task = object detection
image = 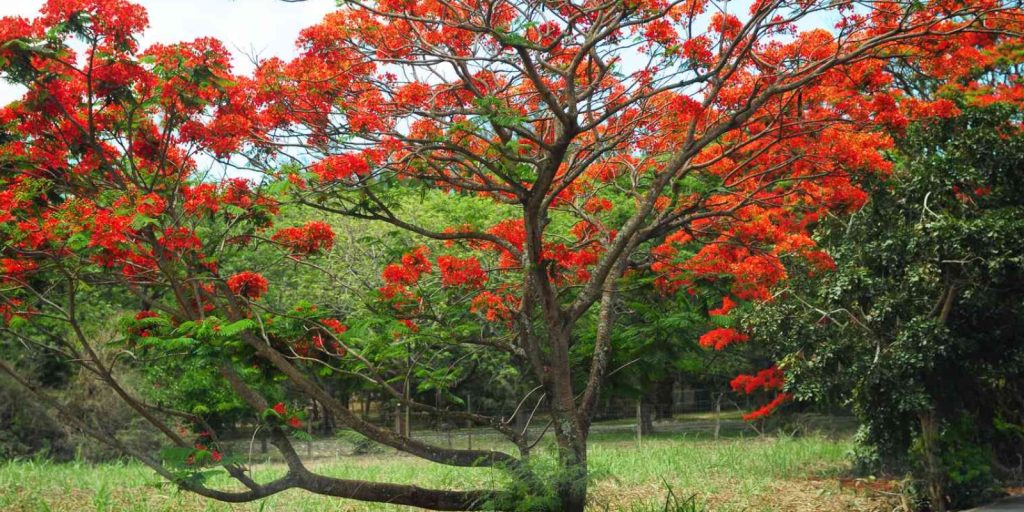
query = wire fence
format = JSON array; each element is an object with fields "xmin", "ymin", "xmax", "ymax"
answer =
[{"xmin": 226, "ymin": 389, "xmax": 858, "ymax": 460}]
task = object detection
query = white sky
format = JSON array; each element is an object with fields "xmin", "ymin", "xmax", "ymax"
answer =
[{"xmin": 0, "ymin": 0, "xmax": 339, "ymax": 105}]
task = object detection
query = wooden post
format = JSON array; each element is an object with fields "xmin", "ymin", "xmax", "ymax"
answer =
[
  {"xmin": 636, "ymin": 399, "xmax": 642, "ymax": 448},
  {"xmin": 307, "ymin": 401, "xmax": 313, "ymax": 458},
  {"xmin": 394, "ymin": 403, "xmax": 403, "ymax": 435},
  {"xmin": 404, "ymin": 375, "xmax": 411, "ymax": 437},
  {"xmin": 714, "ymin": 392, "xmax": 722, "ymax": 441}
]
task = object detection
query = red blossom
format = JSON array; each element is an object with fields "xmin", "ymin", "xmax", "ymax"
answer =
[
  {"xmin": 742, "ymin": 393, "xmax": 791, "ymax": 421},
  {"xmin": 135, "ymin": 193, "xmax": 166, "ymax": 217},
  {"xmin": 321, "ymin": 318, "xmax": 348, "ymax": 334},
  {"xmin": 158, "ymin": 227, "xmax": 202, "ymax": 253},
  {"xmin": 708, "ymin": 296, "xmax": 737, "ymax": 316},
  {"xmin": 583, "ymin": 197, "xmax": 613, "ymax": 214},
  {"xmin": 437, "ymin": 255, "xmax": 487, "ymax": 288},
  {"xmin": 89, "ymin": 210, "xmax": 135, "ymax": 252},
  {"xmin": 730, "ymin": 366, "xmax": 785, "ymax": 395},
  {"xmin": 227, "ymin": 271, "xmax": 269, "ymax": 299},
  {"xmin": 401, "ymin": 246, "xmax": 432, "ymax": 275},
  {"xmin": 134, "ymin": 310, "xmax": 158, "ymax": 321},
  {"xmin": 310, "ymin": 153, "xmax": 370, "ymax": 182},
  {"xmin": 471, "ymin": 290, "xmax": 516, "ymax": 322},
  {"xmin": 183, "ymin": 183, "xmax": 219, "ymax": 215},
  {"xmin": 643, "ymin": 19, "xmax": 677, "ymax": 46},
  {"xmin": 1, "ymin": 258, "xmax": 38, "ymax": 280},
  {"xmin": 381, "ymin": 246, "xmax": 432, "ymax": 290},
  {"xmin": 698, "ymin": 327, "xmax": 749, "ymax": 350},
  {"xmin": 272, "ymin": 221, "xmax": 335, "ymax": 255}
]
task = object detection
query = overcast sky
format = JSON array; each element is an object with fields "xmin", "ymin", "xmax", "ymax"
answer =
[{"xmin": 0, "ymin": 0, "xmax": 339, "ymax": 105}]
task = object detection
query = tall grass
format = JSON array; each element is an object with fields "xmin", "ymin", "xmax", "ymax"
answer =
[{"xmin": 0, "ymin": 434, "xmax": 859, "ymax": 511}]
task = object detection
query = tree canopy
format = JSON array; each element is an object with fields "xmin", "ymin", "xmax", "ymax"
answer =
[{"xmin": 0, "ymin": 0, "xmax": 1021, "ymax": 510}]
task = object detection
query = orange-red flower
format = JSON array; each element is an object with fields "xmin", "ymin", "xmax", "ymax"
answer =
[{"xmin": 227, "ymin": 271, "xmax": 269, "ymax": 299}]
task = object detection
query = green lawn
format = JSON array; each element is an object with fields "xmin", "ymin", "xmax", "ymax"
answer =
[{"xmin": 0, "ymin": 433, "xmax": 895, "ymax": 511}]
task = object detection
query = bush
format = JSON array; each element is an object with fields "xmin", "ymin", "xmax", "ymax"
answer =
[
  {"xmin": 936, "ymin": 416, "xmax": 999, "ymax": 509},
  {"xmin": 0, "ymin": 375, "xmax": 71, "ymax": 461},
  {"xmin": 60, "ymin": 370, "xmax": 165, "ymax": 462}
]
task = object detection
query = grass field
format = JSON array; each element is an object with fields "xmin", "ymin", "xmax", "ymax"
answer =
[{"xmin": 0, "ymin": 432, "xmax": 897, "ymax": 512}]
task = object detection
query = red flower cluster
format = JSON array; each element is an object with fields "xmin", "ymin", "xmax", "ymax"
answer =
[
  {"xmin": 486, "ymin": 219, "xmax": 526, "ymax": 268},
  {"xmin": 730, "ymin": 366, "xmax": 784, "ymax": 394},
  {"xmin": 131, "ymin": 309, "xmax": 159, "ymax": 338},
  {"xmin": 134, "ymin": 310, "xmax": 159, "ymax": 321},
  {"xmin": 471, "ymin": 289, "xmax": 517, "ymax": 323},
  {"xmin": 310, "ymin": 153, "xmax": 370, "ymax": 182},
  {"xmin": 227, "ymin": 271, "xmax": 268, "ymax": 299},
  {"xmin": 272, "ymin": 221, "xmax": 335, "ymax": 255},
  {"xmin": 708, "ymin": 296, "xmax": 737, "ymax": 316},
  {"xmin": 698, "ymin": 327, "xmax": 749, "ymax": 350},
  {"xmin": 583, "ymin": 197, "xmax": 613, "ymax": 214},
  {"xmin": 437, "ymin": 255, "xmax": 487, "ymax": 288},
  {"xmin": 135, "ymin": 193, "xmax": 166, "ymax": 217},
  {"xmin": 642, "ymin": 19, "xmax": 677, "ymax": 46},
  {"xmin": 1, "ymin": 258, "xmax": 38, "ymax": 281},
  {"xmin": 730, "ymin": 367, "xmax": 789, "ymax": 421},
  {"xmin": 742, "ymin": 393, "xmax": 791, "ymax": 421},
  {"xmin": 89, "ymin": 210, "xmax": 135, "ymax": 252},
  {"xmin": 183, "ymin": 183, "xmax": 220, "ymax": 215},
  {"xmin": 158, "ymin": 227, "xmax": 202, "ymax": 253},
  {"xmin": 401, "ymin": 246, "xmax": 432, "ymax": 274},
  {"xmin": 268, "ymin": 402, "xmax": 304, "ymax": 427},
  {"xmin": 380, "ymin": 246, "xmax": 433, "ymax": 300},
  {"xmin": 320, "ymin": 318, "xmax": 348, "ymax": 334},
  {"xmin": 221, "ymin": 178, "xmax": 255, "ymax": 210},
  {"xmin": 545, "ymin": 243, "xmax": 601, "ymax": 283}
]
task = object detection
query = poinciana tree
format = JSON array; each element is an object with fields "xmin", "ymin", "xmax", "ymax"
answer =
[{"xmin": 0, "ymin": 0, "xmax": 1021, "ymax": 511}]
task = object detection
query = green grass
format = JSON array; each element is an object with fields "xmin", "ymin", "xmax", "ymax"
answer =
[{"xmin": 0, "ymin": 433, "xmax": 891, "ymax": 512}]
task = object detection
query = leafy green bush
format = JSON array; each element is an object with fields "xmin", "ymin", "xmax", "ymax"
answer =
[{"xmin": 910, "ymin": 416, "xmax": 1000, "ymax": 510}]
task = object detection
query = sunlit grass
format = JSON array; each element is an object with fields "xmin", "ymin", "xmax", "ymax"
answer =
[{"xmin": 0, "ymin": 433, "xmax": 889, "ymax": 511}]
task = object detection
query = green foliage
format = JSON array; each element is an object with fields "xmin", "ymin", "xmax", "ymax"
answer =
[
  {"xmin": 926, "ymin": 416, "xmax": 999, "ymax": 509},
  {"xmin": 744, "ymin": 103, "xmax": 1024, "ymax": 506}
]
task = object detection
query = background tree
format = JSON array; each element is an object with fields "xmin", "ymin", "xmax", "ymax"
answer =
[{"xmin": 744, "ymin": 102, "xmax": 1024, "ymax": 511}]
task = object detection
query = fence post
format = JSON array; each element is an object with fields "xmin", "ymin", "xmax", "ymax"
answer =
[
  {"xmin": 635, "ymin": 399, "xmax": 642, "ymax": 448},
  {"xmin": 714, "ymin": 392, "xmax": 722, "ymax": 441},
  {"xmin": 307, "ymin": 403, "xmax": 313, "ymax": 458},
  {"xmin": 404, "ymin": 376, "xmax": 411, "ymax": 437}
]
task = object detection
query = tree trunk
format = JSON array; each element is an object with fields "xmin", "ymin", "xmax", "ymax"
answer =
[
  {"xmin": 639, "ymin": 399, "xmax": 655, "ymax": 435},
  {"xmin": 554, "ymin": 443, "xmax": 588, "ymax": 512},
  {"xmin": 919, "ymin": 409, "xmax": 947, "ymax": 512},
  {"xmin": 653, "ymin": 378, "xmax": 675, "ymax": 420}
]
